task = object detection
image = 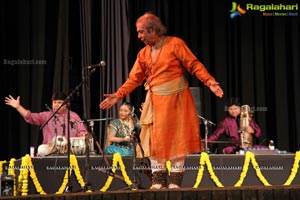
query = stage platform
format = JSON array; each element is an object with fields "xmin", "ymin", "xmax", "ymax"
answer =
[
  {"xmin": 1, "ymin": 185, "xmax": 300, "ymax": 200},
  {"xmin": 1, "ymin": 151, "xmax": 300, "ymax": 198}
]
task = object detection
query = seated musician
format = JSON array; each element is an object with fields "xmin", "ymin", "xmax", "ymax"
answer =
[
  {"xmin": 104, "ymin": 102, "xmax": 140, "ymax": 156},
  {"xmin": 5, "ymin": 92, "xmax": 87, "ymax": 156},
  {"xmin": 207, "ymin": 97, "xmax": 261, "ymax": 154}
]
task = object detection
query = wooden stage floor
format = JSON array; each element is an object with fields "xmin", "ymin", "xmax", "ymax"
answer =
[{"xmin": 1, "ymin": 185, "xmax": 300, "ymax": 200}]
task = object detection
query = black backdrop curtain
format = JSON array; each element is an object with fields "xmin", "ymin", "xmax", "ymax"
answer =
[{"xmin": 1, "ymin": 0, "xmax": 299, "ymax": 160}]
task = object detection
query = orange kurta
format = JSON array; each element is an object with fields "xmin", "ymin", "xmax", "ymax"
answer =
[{"xmin": 115, "ymin": 36, "xmax": 216, "ymax": 161}]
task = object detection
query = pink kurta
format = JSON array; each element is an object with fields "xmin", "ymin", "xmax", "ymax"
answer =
[
  {"xmin": 24, "ymin": 110, "xmax": 87, "ymax": 144},
  {"xmin": 115, "ymin": 36, "xmax": 216, "ymax": 161}
]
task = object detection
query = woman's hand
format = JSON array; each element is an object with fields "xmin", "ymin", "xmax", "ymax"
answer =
[{"xmin": 123, "ymin": 136, "xmax": 131, "ymax": 142}]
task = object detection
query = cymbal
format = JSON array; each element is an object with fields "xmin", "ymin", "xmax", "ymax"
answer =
[{"xmin": 87, "ymin": 118, "xmax": 113, "ymax": 122}]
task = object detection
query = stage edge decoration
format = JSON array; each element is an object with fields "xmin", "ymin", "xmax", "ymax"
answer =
[
  {"xmin": 100, "ymin": 153, "xmax": 133, "ymax": 192},
  {"xmin": 233, "ymin": 151, "xmax": 270, "ymax": 186},
  {"xmin": 193, "ymin": 152, "xmax": 224, "ymax": 187},
  {"xmin": 0, "ymin": 160, "xmax": 7, "ymax": 174},
  {"xmin": 8, "ymin": 158, "xmax": 17, "ymax": 196},
  {"xmin": 1, "ymin": 151, "xmax": 300, "ymax": 196}
]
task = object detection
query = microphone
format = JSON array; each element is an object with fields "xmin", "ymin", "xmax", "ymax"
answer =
[
  {"xmin": 45, "ymin": 104, "xmax": 63, "ymax": 126},
  {"xmin": 45, "ymin": 104, "xmax": 58, "ymax": 135},
  {"xmin": 45, "ymin": 104, "xmax": 56, "ymax": 120},
  {"xmin": 45, "ymin": 104, "xmax": 52, "ymax": 112},
  {"xmin": 198, "ymin": 115, "xmax": 216, "ymax": 126},
  {"xmin": 70, "ymin": 121, "xmax": 76, "ymax": 132},
  {"xmin": 85, "ymin": 61, "xmax": 106, "ymax": 70}
]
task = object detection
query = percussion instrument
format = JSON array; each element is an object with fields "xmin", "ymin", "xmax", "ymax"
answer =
[
  {"xmin": 48, "ymin": 136, "xmax": 68, "ymax": 154},
  {"xmin": 48, "ymin": 134, "xmax": 95, "ymax": 156},
  {"xmin": 37, "ymin": 144, "xmax": 50, "ymax": 157},
  {"xmin": 70, "ymin": 136, "xmax": 87, "ymax": 155}
]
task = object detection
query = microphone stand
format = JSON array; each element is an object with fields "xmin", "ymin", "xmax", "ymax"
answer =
[
  {"xmin": 64, "ymin": 105, "xmax": 72, "ymax": 193},
  {"xmin": 130, "ymin": 129, "xmax": 140, "ymax": 189},
  {"xmin": 198, "ymin": 115, "xmax": 216, "ymax": 153},
  {"xmin": 81, "ymin": 118, "xmax": 96, "ymax": 192},
  {"xmin": 46, "ymin": 116, "xmax": 64, "ymax": 156},
  {"xmin": 63, "ymin": 68, "xmax": 99, "ymax": 193},
  {"xmin": 130, "ymin": 114, "xmax": 151, "ymax": 188},
  {"xmin": 83, "ymin": 133, "xmax": 92, "ymax": 191},
  {"xmin": 43, "ymin": 104, "xmax": 68, "ymax": 156}
]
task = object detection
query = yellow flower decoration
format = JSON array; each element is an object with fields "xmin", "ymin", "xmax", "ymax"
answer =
[
  {"xmin": 284, "ymin": 151, "xmax": 300, "ymax": 185},
  {"xmin": 234, "ymin": 151, "xmax": 271, "ymax": 186},
  {"xmin": 166, "ymin": 160, "xmax": 171, "ymax": 176},
  {"xmin": 56, "ymin": 154, "xmax": 85, "ymax": 194},
  {"xmin": 0, "ymin": 160, "xmax": 7, "ymax": 175},
  {"xmin": 193, "ymin": 152, "xmax": 223, "ymax": 188},
  {"xmin": 55, "ymin": 169, "xmax": 71, "ymax": 194},
  {"xmin": 70, "ymin": 154, "xmax": 85, "ymax": 187},
  {"xmin": 234, "ymin": 152, "xmax": 252, "ymax": 187},
  {"xmin": 100, "ymin": 153, "xmax": 133, "ymax": 192},
  {"xmin": 17, "ymin": 154, "xmax": 46, "ymax": 195},
  {"xmin": 16, "ymin": 154, "xmax": 86, "ymax": 195},
  {"xmin": 8, "ymin": 158, "xmax": 17, "ymax": 196},
  {"xmin": 250, "ymin": 154, "xmax": 270, "ymax": 186},
  {"xmin": 5, "ymin": 150, "xmax": 300, "ymax": 196},
  {"xmin": 193, "ymin": 153, "xmax": 206, "ymax": 188}
]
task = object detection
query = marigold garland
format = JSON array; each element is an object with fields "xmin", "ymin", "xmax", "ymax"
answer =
[
  {"xmin": 234, "ymin": 152, "xmax": 252, "ymax": 187},
  {"xmin": 203, "ymin": 152, "xmax": 224, "ymax": 187},
  {"xmin": 18, "ymin": 154, "xmax": 46, "ymax": 195},
  {"xmin": 284, "ymin": 151, "xmax": 300, "ymax": 185},
  {"xmin": 15, "ymin": 154, "xmax": 85, "ymax": 195},
  {"xmin": 8, "ymin": 158, "xmax": 17, "ymax": 196},
  {"xmin": 100, "ymin": 153, "xmax": 133, "ymax": 192},
  {"xmin": 55, "ymin": 154, "xmax": 85, "ymax": 194},
  {"xmin": 0, "ymin": 160, "xmax": 7, "ymax": 175},
  {"xmin": 71, "ymin": 154, "xmax": 86, "ymax": 187},
  {"xmin": 55, "ymin": 168, "xmax": 71, "ymax": 194},
  {"xmin": 166, "ymin": 160, "xmax": 171, "ymax": 176},
  {"xmin": 234, "ymin": 151, "xmax": 272, "ymax": 186},
  {"xmin": 1, "ymin": 150, "xmax": 299, "ymax": 196},
  {"xmin": 250, "ymin": 153, "xmax": 270, "ymax": 186},
  {"xmin": 193, "ymin": 152, "xmax": 206, "ymax": 188},
  {"xmin": 19, "ymin": 155, "xmax": 29, "ymax": 196},
  {"xmin": 193, "ymin": 152, "xmax": 224, "ymax": 188}
]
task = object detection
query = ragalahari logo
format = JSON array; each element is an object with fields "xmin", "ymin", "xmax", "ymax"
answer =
[{"xmin": 230, "ymin": 2, "xmax": 247, "ymax": 19}]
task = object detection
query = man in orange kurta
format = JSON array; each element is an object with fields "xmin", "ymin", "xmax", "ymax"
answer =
[{"xmin": 100, "ymin": 12, "xmax": 224, "ymax": 189}]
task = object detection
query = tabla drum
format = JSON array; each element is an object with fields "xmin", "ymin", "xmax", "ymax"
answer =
[
  {"xmin": 70, "ymin": 136, "xmax": 86, "ymax": 155},
  {"xmin": 48, "ymin": 136, "xmax": 68, "ymax": 154},
  {"xmin": 37, "ymin": 144, "xmax": 50, "ymax": 157}
]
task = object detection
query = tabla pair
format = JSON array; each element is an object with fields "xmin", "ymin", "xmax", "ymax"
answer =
[{"xmin": 38, "ymin": 135, "xmax": 93, "ymax": 156}]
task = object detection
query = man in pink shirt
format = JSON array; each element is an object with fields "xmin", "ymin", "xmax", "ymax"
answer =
[{"xmin": 5, "ymin": 92, "xmax": 87, "ymax": 155}]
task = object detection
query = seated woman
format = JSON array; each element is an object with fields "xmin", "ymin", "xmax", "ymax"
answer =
[{"xmin": 104, "ymin": 102, "xmax": 139, "ymax": 156}]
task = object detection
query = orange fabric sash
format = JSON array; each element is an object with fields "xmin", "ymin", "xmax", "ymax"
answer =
[{"xmin": 136, "ymin": 76, "xmax": 186, "ymax": 158}]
